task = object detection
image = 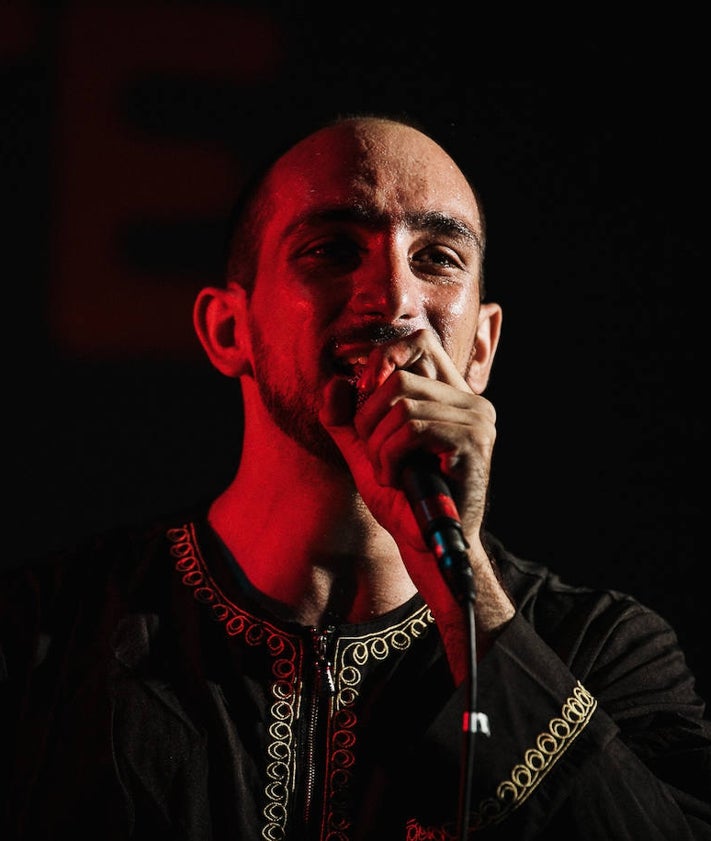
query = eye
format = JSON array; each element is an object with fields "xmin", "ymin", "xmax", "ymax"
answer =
[
  {"xmin": 411, "ymin": 245, "xmax": 466, "ymax": 277},
  {"xmin": 297, "ymin": 236, "xmax": 362, "ymax": 273}
]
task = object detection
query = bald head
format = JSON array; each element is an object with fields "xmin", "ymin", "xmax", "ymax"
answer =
[{"xmin": 225, "ymin": 115, "xmax": 486, "ymax": 296}]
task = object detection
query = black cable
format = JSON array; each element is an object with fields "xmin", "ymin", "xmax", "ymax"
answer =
[
  {"xmin": 417, "ymin": 521, "xmax": 479, "ymax": 839},
  {"xmin": 426, "ymin": 532, "xmax": 479, "ymax": 839},
  {"xmin": 457, "ymin": 586, "xmax": 478, "ymax": 840},
  {"xmin": 399, "ymin": 456, "xmax": 483, "ymax": 837}
]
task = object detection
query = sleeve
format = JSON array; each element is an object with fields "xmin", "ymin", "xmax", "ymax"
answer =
[
  {"xmin": 409, "ymin": 608, "xmax": 711, "ymax": 839},
  {"xmin": 0, "ymin": 551, "xmax": 134, "ymax": 841}
]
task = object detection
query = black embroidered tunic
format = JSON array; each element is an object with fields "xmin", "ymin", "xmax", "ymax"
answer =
[{"xmin": 1, "ymin": 509, "xmax": 710, "ymax": 839}]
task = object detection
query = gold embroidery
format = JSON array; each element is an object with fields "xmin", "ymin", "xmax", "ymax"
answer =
[
  {"xmin": 336, "ymin": 605, "xmax": 434, "ymax": 708},
  {"xmin": 167, "ymin": 524, "xmax": 302, "ymax": 841},
  {"xmin": 486, "ymin": 683, "xmax": 597, "ymax": 819},
  {"xmin": 323, "ymin": 606, "xmax": 436, "ymax": 837},
  {"xmin": 167, "ymin": 524, "xmax": 454, "ymax": 841},
  {"xmin": 405, "ymin": 681, "xmax": 598, "ymax": 838}
]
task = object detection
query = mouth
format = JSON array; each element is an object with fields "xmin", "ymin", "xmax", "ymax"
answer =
[
  {"xmin": 329, "ymin": 324, "xmax": 411, "ymax": 384},
  {"xmin": 331, "ymin": 345, "xmax": 371, "ymax": 385}
]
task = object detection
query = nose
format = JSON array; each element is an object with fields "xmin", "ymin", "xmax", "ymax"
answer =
[{"xmin": 350, "ymin": 245, "xmax": 422, "ymax": 323}]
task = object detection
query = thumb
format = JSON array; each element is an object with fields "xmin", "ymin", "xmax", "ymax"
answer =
[
  {"xmin": 319, "ymin": 378, "xmax": 369, "ymax": 481},
  {"xmin": 320, "ymin": 378, "xmax": 423, "ymax": 550}
]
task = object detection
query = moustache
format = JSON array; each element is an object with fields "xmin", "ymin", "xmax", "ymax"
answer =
[{"xmin": 329, "ymin": 323, "xmax": 416, "ymax": 351}]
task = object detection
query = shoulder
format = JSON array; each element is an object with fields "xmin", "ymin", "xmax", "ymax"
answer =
[
  {"xmin": 485, "ymin": 532, "xmax": 707, "ymax": 712},
  {"xmin": 0, "ymin": 503, "xmax": 212, "ymax": 635},
  {"xmin": 486, "ymin": 531, "xmax": 651, "ymax": 622},
  {"xmin": 485, "ymin": 532, "xmax": 685, "ymax": 675}
]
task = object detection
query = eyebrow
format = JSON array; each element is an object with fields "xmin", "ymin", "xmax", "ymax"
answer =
[{"xmin": 283, "ymin": 205, "xmax": 484, "ymax": 252}]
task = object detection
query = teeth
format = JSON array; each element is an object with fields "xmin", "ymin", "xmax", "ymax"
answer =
[{"xmin": 346, "ymin": 354, "xmax": 369, "ymax": 366}]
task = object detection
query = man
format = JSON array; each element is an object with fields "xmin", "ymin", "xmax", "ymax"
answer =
[{"xmin": 2, "ymin": 115, "xmax": 710, "ymax": 840}]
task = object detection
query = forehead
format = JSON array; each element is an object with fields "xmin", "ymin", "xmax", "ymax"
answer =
[{"xmin": 262, "ymin": 120, "xmax": 482, "ymax": 238}]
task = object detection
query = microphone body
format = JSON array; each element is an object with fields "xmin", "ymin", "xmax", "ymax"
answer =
[{"xmin": 400, "ymin": 453, "xmax": 476, "ymax": 604}]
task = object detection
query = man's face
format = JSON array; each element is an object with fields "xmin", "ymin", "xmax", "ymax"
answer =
[{"xmin": 240, "ymin": 120, "xmax": 485, "ymax": 464}]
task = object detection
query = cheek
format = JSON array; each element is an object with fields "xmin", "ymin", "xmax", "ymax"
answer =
[
  {"xmin": 252, "ymin": 280, "xmax": 312, "ymax": 336},
  {"xmin": 431, "ymin": 288, "xmax": 479, "ymax": 362},
  {"xmin": 250, "ymin": 286, "xmax": 326, "ymax": 372}
]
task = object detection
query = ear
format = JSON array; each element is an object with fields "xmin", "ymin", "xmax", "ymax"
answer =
[
  {"xmin": 193, "ymin": 284, "xmax": 252, "ymax": 378},
  {"xmin": 465, "ymin": 301, "xmax": 503, "ymax": 394}
]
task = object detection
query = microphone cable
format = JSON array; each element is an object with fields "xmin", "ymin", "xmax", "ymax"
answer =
[{"xmin": 401, "ymin": 455, "xmax": 483, "ymax": 840}]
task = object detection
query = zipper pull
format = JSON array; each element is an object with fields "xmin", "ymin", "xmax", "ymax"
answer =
[{"xmin": 311, "ymin": 627, "xmax": 336, "ymax": 697}]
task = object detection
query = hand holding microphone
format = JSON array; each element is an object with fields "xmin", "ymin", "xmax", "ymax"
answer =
[
  {"xmin": 322, "ymin": 328, "xmax": 491, "ymax": 603},
  {"xmin": 399, "ymin": 450, "xmax": 476, "ymax": 604}
]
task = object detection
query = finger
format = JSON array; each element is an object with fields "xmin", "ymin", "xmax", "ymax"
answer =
[
  {"xmin": 354, "ymin": 370, "xmax": 478, "ymax": 442},
  {"xmin": 361, "ymin": 397, "xmax": 492, "ymax": 486},
  {"xmin": 357, "ymin": 328, "xmax": 470, "ymax": 397},
  {"xmin": 320, "ymin": 380, "xmax": 421, "ymax": 535}
]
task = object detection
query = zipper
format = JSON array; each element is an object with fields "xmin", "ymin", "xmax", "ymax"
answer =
[{"xmin": 302, "ymin": 625, "xmax": 336, "ymax": 834}]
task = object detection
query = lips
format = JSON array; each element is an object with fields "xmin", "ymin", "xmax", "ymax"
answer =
[
  {"xmin": 331, "ymin": 345, "xmax": 371, "ymax": 383},
  {"xmin": 330, "ymin": 324, "xmax": 411, "ymax": 383}
]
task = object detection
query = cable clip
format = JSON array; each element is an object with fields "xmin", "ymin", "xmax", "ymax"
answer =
[{"xmin": 463, "ymin": 711, "xmax": 490, "ymax": 736}]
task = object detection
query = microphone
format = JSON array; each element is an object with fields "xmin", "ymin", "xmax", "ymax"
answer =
[{"xmin": 400, "ymin": 452, "xmax": 476, "ymax": 604}]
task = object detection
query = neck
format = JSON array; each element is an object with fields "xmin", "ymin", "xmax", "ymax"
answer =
[{"xmin": 208, "ymin": 414, "xmax": 417, "ymax": 626}]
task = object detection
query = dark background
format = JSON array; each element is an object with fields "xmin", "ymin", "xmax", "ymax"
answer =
[{"xmin": 4, "ymin": 4, "xmax": 707, "ymax": 701}]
